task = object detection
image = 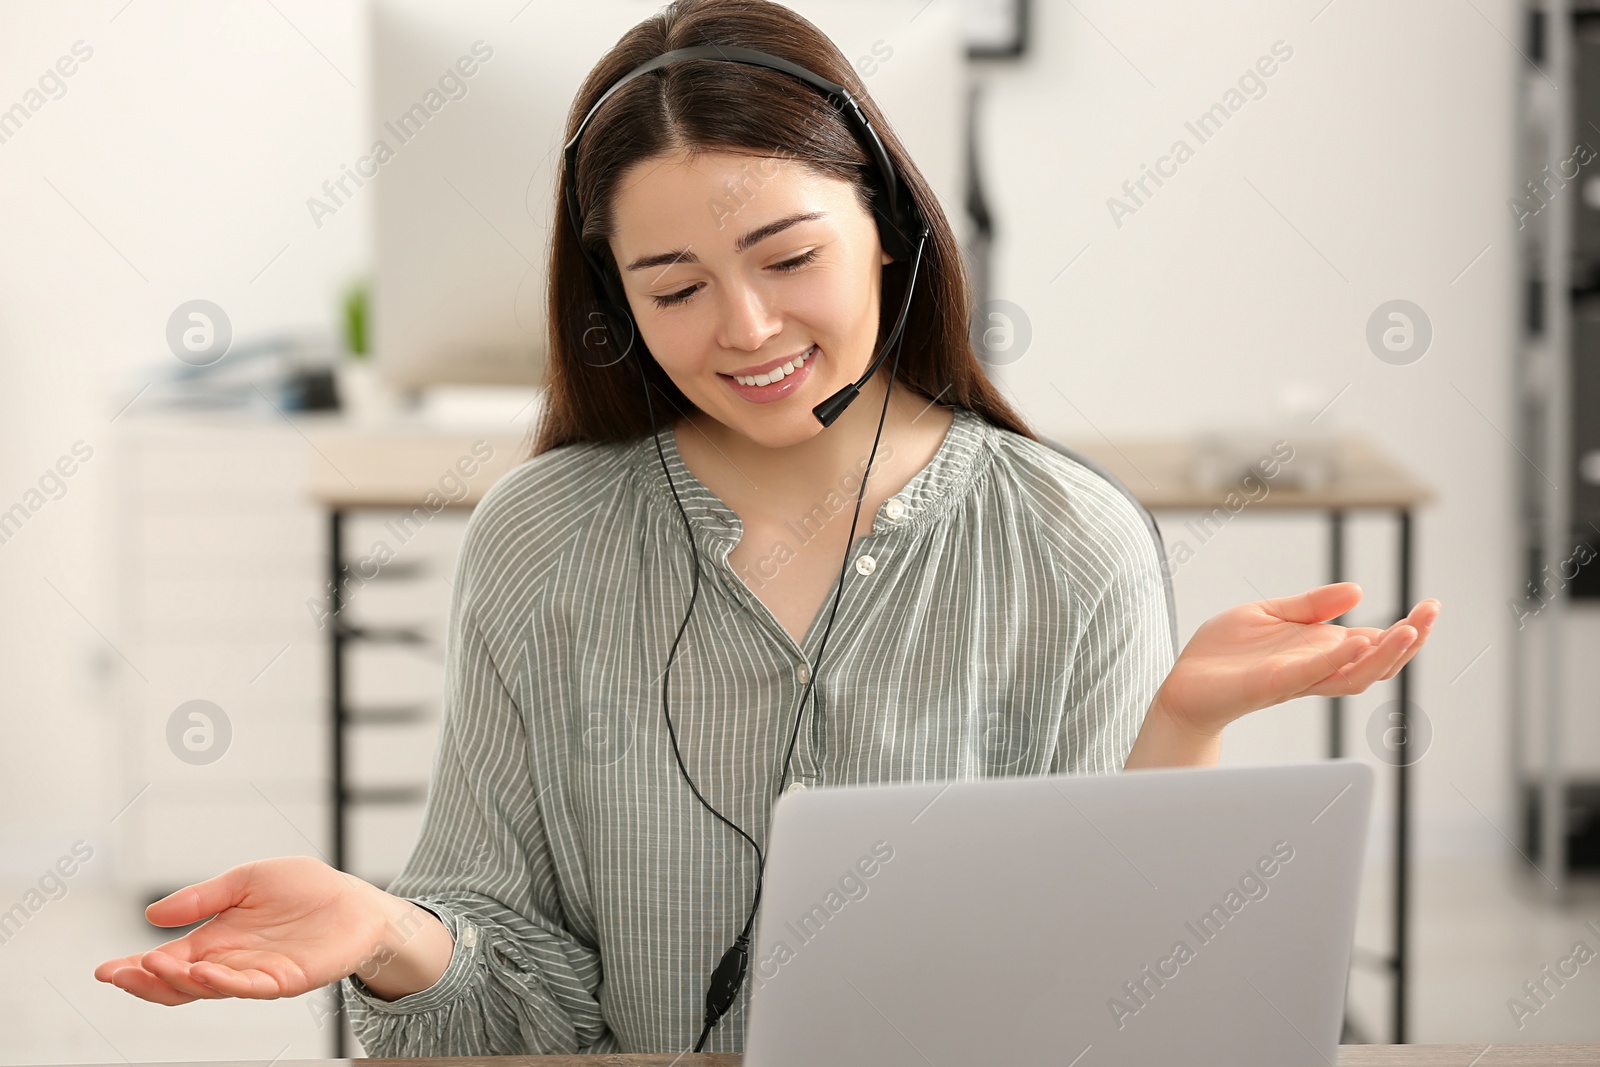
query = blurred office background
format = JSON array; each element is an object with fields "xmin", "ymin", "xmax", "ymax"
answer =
[{"xmin": 3, "ymin": 0, "xmax": 1599, "ymax": 1059}]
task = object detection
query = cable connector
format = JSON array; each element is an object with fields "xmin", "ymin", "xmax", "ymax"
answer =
[{"xmin": 698, "ymin": 933, "xmax": 751, "ymax": 1045}]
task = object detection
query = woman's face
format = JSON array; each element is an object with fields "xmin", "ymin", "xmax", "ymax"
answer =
[{"xmin": 606, "ymin": 147, "xmax": 894, "ymax": 449}]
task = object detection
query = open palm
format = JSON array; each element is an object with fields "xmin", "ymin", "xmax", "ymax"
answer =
[
  {"xmin": 94, "ymin": 856, "xmax": 387, "ymax": 1005},
  {"xmin": 1156, "ymin": 582, "xmax": 1441, "ymax": 739}
]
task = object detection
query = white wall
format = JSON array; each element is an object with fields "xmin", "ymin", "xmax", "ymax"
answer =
[
  {"xmin": 0, "ymin": 0, "xmax": 368, "ymax": 876},
  {"xmin": 978, "ymin": 0, "xmax": 1547, "ymax": 858}
]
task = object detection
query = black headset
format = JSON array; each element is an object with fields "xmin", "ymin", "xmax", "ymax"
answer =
[{"xmin": 561, "ymin": 43, "xmax": 931, "ymax": 1052}]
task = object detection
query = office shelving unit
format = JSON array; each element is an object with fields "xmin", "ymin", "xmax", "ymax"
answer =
[
  {"xmin": 324, "ymin": 504, "xmax": 470, "ymax": 1056},
  {"xmin": 1513, "ymin": 0, "xmax": 1600, "ymax": 900},
  {"xmin": 326, "ymin": 508, "xmax": 464, "ymax": 886}
]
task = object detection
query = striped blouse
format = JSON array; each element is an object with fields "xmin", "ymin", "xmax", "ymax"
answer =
[{"xmin": 340, "ymin": 404, "xmax": 1175, "ymax": 1056}]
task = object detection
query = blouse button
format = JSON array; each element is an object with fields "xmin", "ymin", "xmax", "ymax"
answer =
[
  {"xmin": 786, "ymin": 781, "xmax": 808, "ymax": 795},
  {"xmin": 796, "ymin": 661, "xmax": 812, "ymax": 685},
  {"xmin": 855, "ymin": 554, "xmax": 877, "ymax": 576},
  {"xmin": 884, "ymin": 497, "xmax": 906, "ymax": 520}
]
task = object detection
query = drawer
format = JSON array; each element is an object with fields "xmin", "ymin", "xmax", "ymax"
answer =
[
  {"xmin": 134, "ymin": 508, "xmax": 323, "ymax": 556},
  {"xmin": 124, "ymin": 572, "xmax": 323, "ymax": 633},
  {"xmin": 341, "ymin": 508, "xmax": 470, "ymax": 574},
  {"xmin": 125, "ymin": 639, "xmax": 323, "ymax": 707},
  {"xmin": 124, "ymin": 437, "xmax": 308, "ymax": 498},
  {"xmin": 338, "ymin": 575, "xmax": 453, "ymax": 638}
]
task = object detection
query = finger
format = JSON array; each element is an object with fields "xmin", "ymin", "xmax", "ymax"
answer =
[
  {"xmin": 1351, "ymin": 623, "xmax": 1417, "ymax": 674},
  {"xmin": 1377, "ymin": 644, "xmax": 1422, "ymax": 683},
  {"xmin": 95, "ymin": 954, "xmax": 149, "ymax": 982},
  {"xmin": 109, "ymin": 965, "xmax": 200, "ymax": 1006},
  {"xmin": 146, "ymin": 864, "xmax": 250, "ymax": 928},
  {"xmin": 140, "ymin": 949, "xmax": 231, "ymax": 1000},
  {"xmin": 1269, "ymin": 632, "xmax": 1371, "ymax": 699},
  {"xmin": 1388, "ymin": 599, "xmax": 1440, "ymax": 635},
  {"xmin": 1308, "ymin": 625, "xmax": 1417, "ymax": 695},
  {"xmin": 189, "ymin": 961, "xmax": 285, "ymax": 999},
  {"xmin": 1378, "ymin": 604, "xmax": 1440, "ymax": 681},
  {"xmin": 1260, "ymin": 582, "xmax": 1363, "ymax": 626},
  {"xmin": 1380, "ymin": 599, "xmax": 1439, "ymax": 638}
]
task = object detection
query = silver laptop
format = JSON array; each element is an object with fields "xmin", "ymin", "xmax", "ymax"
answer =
[{"xmin": 742, "ymin": 759, "xmax": 1374, "ymax": 1067}]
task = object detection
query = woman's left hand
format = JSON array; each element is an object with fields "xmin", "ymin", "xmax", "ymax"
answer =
[{"xmin": 1153, "ymin": 582, "xmax": 1441, "ymax": 741}]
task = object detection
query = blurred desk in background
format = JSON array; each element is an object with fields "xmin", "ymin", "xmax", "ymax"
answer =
[
  {"xmin": 1058, "ymin": 432, "xmax": 1433, "ymax": 510},
  {"xmin": 305, "ymin": 427, "xmax": 525, "ymax": 508}
]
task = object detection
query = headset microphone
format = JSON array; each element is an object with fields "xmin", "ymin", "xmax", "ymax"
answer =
[
  {"xmin": 811, "ymin": 233, "xmax": 924, "ymax": 427},
  {"xmin": 562, "ymin": 42, "xmax": 930, "ymax": 1052}
]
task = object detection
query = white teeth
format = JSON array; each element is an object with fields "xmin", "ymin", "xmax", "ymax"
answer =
[{"xmin": 733, "ymin": 345, "xmax": 815, "ymax": 387}]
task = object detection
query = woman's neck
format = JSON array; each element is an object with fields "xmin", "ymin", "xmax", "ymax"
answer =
[{"xmin": 672, "ymin": 374, "xmax": 953, "ymax": 525}]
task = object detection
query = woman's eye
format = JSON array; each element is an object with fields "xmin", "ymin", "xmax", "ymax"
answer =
[
  {"xmin": 649, "ymin": 249, "xmax": 819, "ymax": 310},
  {"xmin": 771, "ymin": 248, "xmax": 819, "ymax": 273},
  {"xmin": 652, "ymin": 285, "xmax": 698, "ymax": 309}
]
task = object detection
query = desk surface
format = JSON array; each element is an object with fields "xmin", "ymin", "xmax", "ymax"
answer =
[
  {"xmin": 305, "ymin": 428, "xmax": 526, "ymax": 508},
  {"xmin": 304, "ymin": 427, "xmax": 1433, "ymax": 511},
  {"xmin": 1062, "ymin": 433, "xmax": 1434, "ymax": 510},
  {"xmin": 46, "ymin": 1048, "xmax": 1600, "ymax": 1066}
]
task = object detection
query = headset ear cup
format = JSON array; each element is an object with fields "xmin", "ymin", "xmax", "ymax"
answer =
[
  {"xmin": 875, "ymin": 185, "xmax": 925, "ymax": 264},
  {"xmin": 875, "ymin": 202, "xmax": 913, "ymax": 263}
]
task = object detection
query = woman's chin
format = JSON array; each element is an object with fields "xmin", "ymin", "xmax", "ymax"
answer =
[
  {"xmin": 734, "ymin": 415, "xmax": 827, "ymax": 450},
  {"xmin": 693, "ymin": 399, "xmax": 826, "ymax": 450}
]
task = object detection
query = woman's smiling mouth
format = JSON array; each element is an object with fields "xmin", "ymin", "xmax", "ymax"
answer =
[{"xmin": 718, "ymin": 344, "xmax": 818, "ymax": 403}]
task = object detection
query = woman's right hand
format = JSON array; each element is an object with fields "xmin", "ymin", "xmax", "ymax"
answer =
[{"xmin": 94, "ymin": 856, "xmax": 394, "ymax": 1004}]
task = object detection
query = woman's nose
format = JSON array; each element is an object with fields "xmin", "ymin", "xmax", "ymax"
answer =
[{"xmin": 715, "ymin": 279, "xmax": 783, "ymax": 352}]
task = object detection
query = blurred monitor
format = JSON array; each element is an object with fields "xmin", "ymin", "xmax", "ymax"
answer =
[{"xmin": 369, "ymin": 0, "xmax": 965, "ymax": 390}]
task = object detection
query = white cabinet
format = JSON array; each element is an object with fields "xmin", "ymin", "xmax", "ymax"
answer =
[{"xmin": 110, "ymin": 412, "xmax": 468, "ymax": 897}]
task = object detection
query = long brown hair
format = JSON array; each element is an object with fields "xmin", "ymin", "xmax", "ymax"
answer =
[{"xmin": 528, "ymin": 0, "xmax": 1036, "ymax": 458}]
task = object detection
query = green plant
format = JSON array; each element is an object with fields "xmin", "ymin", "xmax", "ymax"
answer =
[{"xmin": 342, "ymin": 278, "xmax": 369, "ymax": 360}]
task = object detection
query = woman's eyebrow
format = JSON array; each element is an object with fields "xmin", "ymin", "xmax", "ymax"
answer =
[{"xmin": 624, "ymin": 210, "xmax": 827, "ymax": 272}]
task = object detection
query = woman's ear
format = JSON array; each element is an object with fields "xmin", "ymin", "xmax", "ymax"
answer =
[{"xmin": 880, "ymin": 249, "xmax": 894, "ymax": 265}]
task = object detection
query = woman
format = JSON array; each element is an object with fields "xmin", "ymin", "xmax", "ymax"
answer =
[{"xmin": 94, "ymin": 0, "xmax": 1439, "ymax": 1055}]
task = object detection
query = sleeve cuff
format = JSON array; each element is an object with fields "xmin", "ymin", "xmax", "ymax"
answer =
[{"xmin": 343, "ymin": 899, "xmax": 483, "ymax": 1015}]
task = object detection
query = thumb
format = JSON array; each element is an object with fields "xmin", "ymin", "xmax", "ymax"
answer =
[
  {"xmin": 1260, "ymin": 582, "xmax": 1362, "ymax": 625},
  {"xmin": 146, "ymin": 864, "xmax": 251, "ymax": 927}
]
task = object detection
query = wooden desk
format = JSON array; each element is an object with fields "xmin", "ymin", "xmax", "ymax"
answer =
[
  {"xmin": 305, "ymin": 427, "xmax": 526, "ymax": 509},
  {"xmin": 1056, "ymin": 433, "xmax": 1434, "ymax": 511},
  {"xmin": 49, "ymin": 1047, "xmax": 1600, "ymax": 1066}
]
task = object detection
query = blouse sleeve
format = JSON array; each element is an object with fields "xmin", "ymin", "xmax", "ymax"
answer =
[
  {"xmin": 339, "ymin": 574, "xmax": 612, "ymax": 1054},
  {"xmin": 1050, "ymin": 518, "xmax": 1176, "ymax": 776}
]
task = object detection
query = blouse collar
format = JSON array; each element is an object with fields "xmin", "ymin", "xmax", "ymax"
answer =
[{"xmin": 636, "ymin": 404, "xmax": 991, "ymax": 545}]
